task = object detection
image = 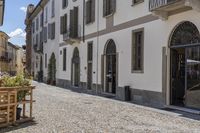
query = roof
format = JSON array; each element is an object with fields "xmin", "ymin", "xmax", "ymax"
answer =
[
  {"xmin": 0, "ymin": 30, "xmax": 10, "ymax": 39},
  {"xmin": 8, "ymin": 42, "xmax": 18, "ymax": 49},
  {"xmin": 0, "ymin": 0, "xmax": 5, "ymax": 26}
]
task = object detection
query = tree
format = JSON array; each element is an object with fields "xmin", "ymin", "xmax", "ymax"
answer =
[{"xmin": 47, "ymin": 53, "xmax": 56, "ymax": 85}]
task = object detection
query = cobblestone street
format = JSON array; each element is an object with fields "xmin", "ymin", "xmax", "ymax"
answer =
[{"xmin": 1, "ymin": 82, "xmax": 200, "ymax": 133}]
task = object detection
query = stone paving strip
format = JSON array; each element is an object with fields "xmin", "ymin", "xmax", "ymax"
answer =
[{"xmin": 1, "ymin": 82, "xmax": 200, "ymax": 133}]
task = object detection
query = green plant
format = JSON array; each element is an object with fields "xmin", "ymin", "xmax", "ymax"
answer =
[
  {"xmin": 48, "ymin": 53, "xmax": 56, "ymax": 84},
  {"xmin": 0, "ymin": 73, "xmax": 32, "ymax": 102},
  {"xmin": 17, "ymin": 90, "xmax": 29, "ymax": 102},
  {"xmin": 1, "ymin": 74, "xmax": 31, "ymax": 87}
]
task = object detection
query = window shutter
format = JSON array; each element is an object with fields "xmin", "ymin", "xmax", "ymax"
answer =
[
  {"xmin": 70, "ymin": 9, "xmax": 74, "ymax": 37},
  {"xmin": 36, "ymin": 34, "xmax": 39, "ymax": 47},
  {"xmin": 62, "ymin": 0, "xmax": 65, "ymax": 9},
  {"xmin": 48, "ymin": 23, "xmax": 51, "ymax": 39},
  {"xmin": 74, "ymin": 7, "xmax": 78, "ymax": 38},
  {"xmin": 86, "ymin": 1, "xmax": 90, "ymax": 24},
  {"xmin": 64, "ymin": 14, "xmax": 68, "ymax": 34},
  {"xmin": 91, "ymin": 0, "xmax": 95, "ymax": 22},
  {"xmin": 51, "ymin": 22, "xmax": 55, "ymax": 39},
  {"xmin": 43, "ymin": 27, "xmax": 47, "ymax": 42},
  {"xmin": 111, "ymin": 0, "xmax": 116, "ymax": 14},
  {"xmin": 103, "ymin": 0, "xmax": 106, "ymax": 17},
  {"xmin": 60, "ymin": 16, "xmax": 64, "ymax": 34},
  {"xmin": 40, "ymin": 31, "xmax": 43, "ymax": 45}
]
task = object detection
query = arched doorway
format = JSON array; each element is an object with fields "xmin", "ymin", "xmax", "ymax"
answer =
[
  {"xmin": 170, "ymin": 21, "xmax": 200, "ymax": 109},
  {"xmin": 103, "ymin": 39, "xmax": 117, "ymax": 94},
  {"xmin": 71, "ymin": 47, "xmax": 80, "ymax": 87},
  {"xmin": 38, "ymin": 56, "xmax": 43, "ymax": 82}
]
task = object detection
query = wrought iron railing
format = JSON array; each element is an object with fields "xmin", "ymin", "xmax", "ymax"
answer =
[
  {"xmin": 149, "ymin": 0, "xmax": 179, "ymax": 11},
  {"xmin": 63, "ymin": 25, "xmax": 82, "ymax": 42}
]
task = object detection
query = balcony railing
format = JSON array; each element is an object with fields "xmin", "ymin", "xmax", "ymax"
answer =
[
  {"xmin": 63, "ymin": 25, "xmax": 82, "ymax": 44},
  {"xmin": 149, "ymin": 0, "xmax": 200, "ymax": 20},
  {"xmin": 33, "ymin": 44, "xmax": 43, "ymax": 54},
  {"xmin": 149, "ymin": 0, "xmax": 179, "ymax": 11}
]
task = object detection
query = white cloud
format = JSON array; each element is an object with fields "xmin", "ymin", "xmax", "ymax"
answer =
[
  {"xmin": 20, "ymin": 7, "xmax": 27, "ymax": 13},
  {"xmin": 9, "ymin": 28, "xmax": 26, "ymax": 38}
]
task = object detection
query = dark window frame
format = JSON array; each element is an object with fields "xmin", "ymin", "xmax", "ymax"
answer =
[
  {"xmin": 103, "ymin": 0, "xmax": 116, "ymax": 17},
  {"xmin": 52, "ymin": 0, "xmax": 55, "ymax": 18},
  {"xmin": 132, "ymin": 0, "xmax": 144, "ymax": 6},
  {"xmin": 45, "ymin": 53, "xmax": 47, "ymax": 68},
  {"xmin": 40, "ymin": 12, "xmax": 44, "ymax": 27},
  {"xmin": 63, "ymin": 48, "xmax": 67, "ymax": 71},
  {"xmin": 60, "ymin": 14, "xmax": 68, "ymax": 34},
  {"xmin": 62, "ymin": 0, "xmax": 68, "ymax": 9},
  {"xmin": 87, "ymin": 41, "xmax": 93, "ymax": 62},
  {"xmin": 132, "ymin": 28, "xmax": 144, "ymax": 73},
  {"xmin": 86, "ymin": 0, "xmax": 95, "ymax": 24}
]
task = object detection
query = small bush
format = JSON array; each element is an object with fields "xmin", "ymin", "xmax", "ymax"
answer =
[
  {"xmin": 0, "ymin": 74, "xmax": 32, "ymax": 102},
  {"xmin": 0, "ymin": 74, "xmax": 31, "ymax": 87}
]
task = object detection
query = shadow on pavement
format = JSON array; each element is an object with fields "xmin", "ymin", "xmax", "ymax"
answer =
[
  {"xmin": 36, "ymin": 82, "xmax": 200, "ymax": 121},
  {"xmin": 0, "ymin": 121, "xmax": 37, "ymax": 133}
]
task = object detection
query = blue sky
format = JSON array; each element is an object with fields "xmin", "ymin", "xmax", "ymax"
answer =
[{"xmin": 0, "ymin": 0, "xmax": 39, "ymax": 46}]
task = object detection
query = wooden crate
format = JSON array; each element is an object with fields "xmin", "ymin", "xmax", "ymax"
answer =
[
  {"xmin": 0, "ymin": 91, "xmax": 17, "ymax": 127},
  {"xmin": 0, "ymin": 86, "xmax": 35, "ymax": 128}
]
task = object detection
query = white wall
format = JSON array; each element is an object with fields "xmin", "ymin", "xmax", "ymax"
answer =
[{"xmin": 31, "ymin": 0, "xmax": 200, "ymax": 94}]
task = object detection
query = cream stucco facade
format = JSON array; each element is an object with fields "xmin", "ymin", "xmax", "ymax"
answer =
[{"xmin": 26, "ymin": 0, "xmax": 200, "ymax": 109}]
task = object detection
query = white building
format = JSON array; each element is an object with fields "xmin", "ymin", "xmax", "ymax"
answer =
[{"xmin": 26, "ymin": 0, "xmax": 200, "ymax": 111}]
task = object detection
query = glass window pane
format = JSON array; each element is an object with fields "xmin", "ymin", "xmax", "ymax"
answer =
[{"xmin": 186, "ymin": 46, "xmax": 200, "ymax": 109}]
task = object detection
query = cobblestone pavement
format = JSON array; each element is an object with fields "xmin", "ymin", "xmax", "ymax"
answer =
[{"xmin": 1, "ymin": 82, "xmax": 200, "ymax": 133}]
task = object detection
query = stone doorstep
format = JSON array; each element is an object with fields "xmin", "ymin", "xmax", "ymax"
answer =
[{"xmin": 164, "ymin": 105, "xmax": 200, "ymax": 115}]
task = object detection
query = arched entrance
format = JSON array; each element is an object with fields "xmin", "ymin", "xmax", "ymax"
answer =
[
  {"xmin": 170, "ymin": 21, "xmax": 200, "ymax": 109},
  {"xmin": 38, "ymin": 56, "xmax": 43, "ymax": 82},
  {"xmin": 103, "ymin": 39, "xmax": 117, "ymax": 94},
  {"xmin": 71, "ymin": 47, "xmax": 80, "ymax": 87}
]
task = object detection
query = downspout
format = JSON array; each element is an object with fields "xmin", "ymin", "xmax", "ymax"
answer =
[
  {"xmin": 83, "ymin": 0, "xmax": 85, "ymax": 42},
  {"xmin": 96, "ymin": 0, "xmax": 100, "ymax": 94}
]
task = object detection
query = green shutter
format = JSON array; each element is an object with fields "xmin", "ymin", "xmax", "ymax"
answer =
[
  {"xmin": 64, "ymin": 14, "xmax": 68, "ymax": 34},
  {"xmin": 51, "ymin": 22, "xmax": 55, "ymax": 40},
  {"xmin": 60, "ymin": 16, "xmax": 64, "ymax": 34},
  {"xmin": 86, "ymin": 1, "xmax": 90, "ymax": 24},
  {"xmin": 48, "ymin": 23, "xmax": 51, "ymax": 39},
  {"xmin": 74, "ymin": 7, "xmax": 79, "ymax": 38},
  {"xmin": 91, "ymin": 0, "xmax": 95, "ymax": 22},
  {"xmin": 70, "ymin": 9, "xmax": 74, "ymax": 37},
  {"xmin": 111, "ymin": 0, "xmax": 116, "ymax": 14},
  {"xmin": 103, "ymin": 0, "xmax": 106, "ymax": 17}
]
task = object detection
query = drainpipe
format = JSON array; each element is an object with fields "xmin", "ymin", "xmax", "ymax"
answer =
[
  {"xmin": 96, "ymin": 0, "xmax": 100, "ymax": 94},
  {"xmin": 83, "ymin": 0, "xmax": 85, "ymax": 42}
]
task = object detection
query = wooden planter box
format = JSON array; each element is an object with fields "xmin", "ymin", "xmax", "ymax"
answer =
[{"xmin": 0, "ymin": 86, "xmax": 36, "ymax": 128}]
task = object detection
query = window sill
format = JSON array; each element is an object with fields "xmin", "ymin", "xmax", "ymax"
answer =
[
  {"xmin": 131, "ymin": 1, "xmax": 144, "ymax": 7},
  {"xmin": 62, "ymin": 6, "xmax": 68, "ymax": 10},
  {"xmin": 85, "ymin": 21, "xmax": 95, "ymax": 26},
  {"xmin": 131, "ymin": 70, "xmax": 144, "ymax": 73},
  {"xmin": 103, "ymin": 12, "xmax": 115, "ymax": 18}
]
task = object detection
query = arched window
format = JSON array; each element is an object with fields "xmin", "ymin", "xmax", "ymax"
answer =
[
  {"xmin": 105, "ymin": 39, "xmax": 116, "ymax": 55},
  {"xmin": 73, "ymin": 47, "xmax": 79, "ymax": 58},
  {"xmin": 72, "ymin": 47, "xmax": 80, "ymax": 63},
  {"xmin": 170, "ymin": 21, "xmax": 200, "ymax": 46}
]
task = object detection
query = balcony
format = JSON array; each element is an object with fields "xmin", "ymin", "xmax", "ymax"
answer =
[
  {"xmin": 33, "ymin": 44, "xmax": 43, "ymax": 54},
  {"xmin": 149, "ymin": 0, "xmax": 200, "ymax": 20},
  {"xmin": 63, "ymin": 25, "xmax": 81, "ymax": 45}
]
